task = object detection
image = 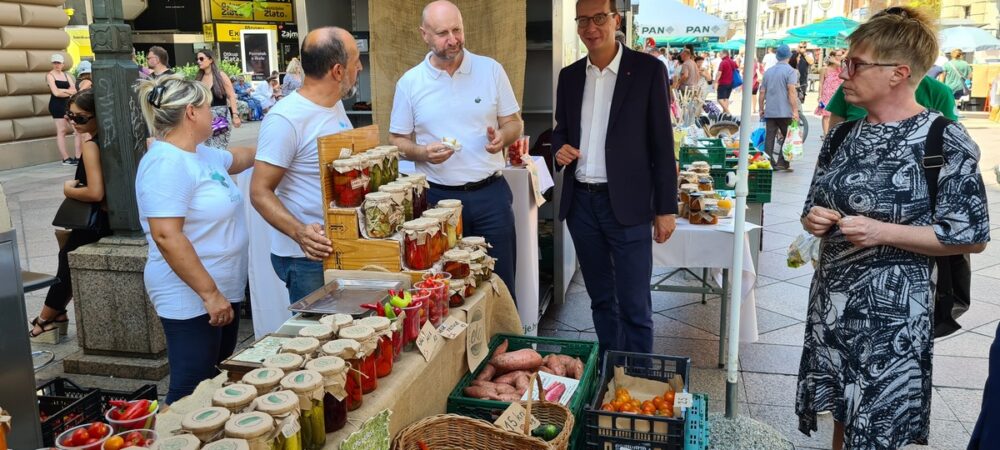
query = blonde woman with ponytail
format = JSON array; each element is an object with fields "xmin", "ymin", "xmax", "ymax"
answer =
[{"xmin": 134, "ymin": 74, "xmax": 255, "ymax": 404}]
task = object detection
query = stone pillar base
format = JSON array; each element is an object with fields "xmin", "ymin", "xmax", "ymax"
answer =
[{"xmin": 63, "ymin": 351, "xmax": 169, "ymax": 381}]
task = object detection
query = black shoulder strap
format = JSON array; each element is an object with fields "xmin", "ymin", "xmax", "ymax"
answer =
[
  {"xmin": 923, "ymin": 116, "xmax": 954, "ymax": 212},
  {"xmin": 829, "ymin": 120, "xmax": 858, "ymax": 156}
]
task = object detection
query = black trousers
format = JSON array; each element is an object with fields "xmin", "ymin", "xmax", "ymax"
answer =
[
  {"xmin": 44, "ymin": 227, "xmax": 111, "ymax": 311},
  {"xmin": 764, "ymin": 118, "xmax": 792, "ymax": 167}
]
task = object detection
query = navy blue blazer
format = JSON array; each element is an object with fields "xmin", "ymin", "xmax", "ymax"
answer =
[{"xmin": 552, "ymin": 46, "xmax": 678, "ymax": 226}]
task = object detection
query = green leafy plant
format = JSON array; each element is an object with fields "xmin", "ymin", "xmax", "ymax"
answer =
[{"xmin": 178, "ymin": 60, "xmax": 245, "ymax": 80}]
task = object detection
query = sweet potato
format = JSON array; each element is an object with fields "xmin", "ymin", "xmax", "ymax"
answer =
[
  {"xmin": 493, "ymin": 370, "xmax": 530, "ymax": 385},
  {"xmin": 475, "ymin": 363, "xmax": 496, "ymax": 382},
  {"xmin": 514, "ymin": 373, "xmax": 531, "ymax": 393},
  {"xmin": 493, "ymin": 339, "xmax": 509, "ymax": 357},
  {"xmin": 568, "ymin": 357, "xmax": 584, "ymax": 380},
  {"xmin": 492, "ymin": 393, "xmax": 522, "ymax": 402},
  {"xmin": 463, "ymin": 385, "xmax": 495, "ymax": 399},
  {"xmin": 472, "ymin": 380, "xmax": 517, "ymax": 394},
  {"xmin": 544, "ymin": 358, "xmax": 567, "ymax": 377},
  {"xmin": 491, "ymin": 348, "xmax": 543, "ymax": 372}
]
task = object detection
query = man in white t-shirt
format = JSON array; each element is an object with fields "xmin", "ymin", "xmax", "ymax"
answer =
[
  {"xmin": 389, "ymin": 0, "xmax": 523, "ymax": 296},
  {"xmin": 762, "ymin": 47, "xmax": 778, "ymax": 73},
  {"xmin": 251, "ymin": 27, "xmax": 362, "ymax": 303}
]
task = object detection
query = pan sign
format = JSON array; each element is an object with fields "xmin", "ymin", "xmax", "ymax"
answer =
[{"xmin": 639, "ymin": 25, "xmax": 722, "ymax": 36}]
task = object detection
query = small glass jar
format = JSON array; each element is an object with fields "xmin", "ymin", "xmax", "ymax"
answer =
[
  {"xmin": 304, "ymin": 357, "xmax": 348, "ymax": 434},
  {"xmin": 415, "ymin": 279, "xmax": 448, "ymax": 326},
  {"xmin": 375, "ymin": 145, "xmax": 400, "ymax": 182},
  {"xmin": 689, "ymin": 192, "xmax": 705, "ymax": 213},
  {"xmin": 380, "ymin": 182, "xmax": 413, "ymax": 221},
  {"xmin": 678, "ymin": 170, "xmax": 699, "ymax": 186},
  {"xmin": 436, "ymin": 199, "xmax": 464, "ymax": 244},
  {"xmin": 182, "ymin": 406, "xmax": 231, "ymax": 443},
  {"xmin": 297, "ymin": 324, "xmax": 335, "ymax": 343},
  {"xmin": 331, "ymin": 157, "xmax": 368, "ymax": 208},
  {"xmin": 321, "ymin": 340, "xmax": 363, "ymax": 411},
  {"xmin": 362, "ymin": 192, "xmax": 400, "ymax": 239},
  {"xmin": 356, "ymin": 316, "xmax": 394, "ymax": 377},
  {"xmin": 319, "ymin": 313, "xmax": 353, "ymax": 333},
  {"xmin": 448, "ymin": 278, "xmax": 468, "ymax": 307},
  {"xmin": 212, "ymin": 383, "xmax": 258, "ymax": 414},
  {"xmin": 263, "ymin": 353, "xmax": 304, "ymax": 372},
  {"xmin": 688, "ymin": 161, "xmax": 711, "ymax": 175},
  {"xmin": 280, "ymin": 337, "xmax": 320, "ymax": 358},
  {"xmin": 469, "ymin": 249, "xmax": 490, "ymax": 283},
  {"xmin": 401, "ymin": 218, "xmax": 440, "ymax": 270},
  {"xmin": 442, "ymin": 249, "xmax": 472, "ymax": 279},
  {"xmin": 280, "ymin": 370, "xmax": 326, "ymax": 450},
  {"xmin": 242, "ymin": 367, "xmax": 285, "ymax": 396},
  {"xmin": 224, "ymin": 412, "xmax": 276, "ymax": 450},
  {"xmin": 420, "ymin": 209, "xmax": 452, "ymax": 258},
  {"xmin": 201, "ymin": 438, "xmax": 250, "ymax": 450},
  {"xmin": 458, "ymin": 236, "xmax": 491, "ymax": 254},
  {"xmin": 697, "ymin": 176, "xmax": 714, "ymax": 192},
  {"xmin": 402, "ymin": 173, "xmax": 429, "ymax": 219},
  {"xmin": 364, "ymin": 151, "xmax": 386, "ymax": 192},
  {"xmin": 337, "ymin": 325, "xmax": 378, "ymax": 394},
  {"xmin": 253, "ymin": 391, "xmax": 301, "ymax": 450}
]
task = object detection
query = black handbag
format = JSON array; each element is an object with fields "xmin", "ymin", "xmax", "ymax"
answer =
[{"xmin": 52, "ymin": 197, "xmax": 101, "ymax": 230}]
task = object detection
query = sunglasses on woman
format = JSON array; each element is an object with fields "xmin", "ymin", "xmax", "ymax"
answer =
[
  {"xmin": 197, "ymin": 57, "xmax": 208, "ymax": 62},
  {"xmin": 65, "ymin": 111, "xmax": 95, "ymax": 125}
]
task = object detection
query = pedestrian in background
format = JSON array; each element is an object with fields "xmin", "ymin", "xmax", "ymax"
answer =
[
  {"xmin": 281, "ymin": 57, "xmax": 303, "ymax": 96},
  {"xmin": 713, "ymin": 50, "xmax": 738, "ymax": 114},
  {"xmin": 798, "ymin": 7, "xmax": 989, "ymax": 449},
  {"xmin": 135, "ymin": 74, "xmax": 256, "ymax": 404},
  {"xmin": 758, "ymin": 44, "xmax": 798, "ymax": 171},
  {"xmin": 796, "ymin": 42, "xmax": 814, "ymax": 102},
  {"xmin": 195, "ymin": 49, "xmax": 241, "ymax": 150},
  {"xmin": 146, "ymin": 46, "xmax": 174, "ymax": 79},
  {"xmin": 944, "ymin": 48, "xmax": 972, "ymax": 114},
  {"xmin": 815, "ymin": 52, "xmax": 844, "ymax": 139},
  {"xmin": 72, "ymin": 61, "xmax": 94, "ymax": 159},
  {"xmin": 46, "ymin": 53, "xmax": 77, "ymax": 165}
]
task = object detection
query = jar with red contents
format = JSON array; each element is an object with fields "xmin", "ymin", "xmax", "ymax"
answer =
[
  {"xmin": 441, "ymin": 249, "xmax": 472, "ymax": 279},
  {"xmin": 403, "ymin": 173, "xmax": 429, "ymax": 219},
  {"xmin": 321, "ymin": 339, "xmax": 363, "ymax": 410},
  {"xmin": 420, "ymin": 209, "xmax": 451, "ymax": 260},
  {"xmin": 401, "ymin": 218, "xmax": 439, "ymax": 270},
  {"xmin": 449, "ymin": 278, "xmax": 469, "ymax": 307},
  {"xmin": 357, "ymin": 316, "xmax": 394, "ymax": 377},
  {"xmin": 304, "ymin": 356, "xmax": 349, "ymax": 433},
  {"xmin": 415, "ymin": 278, "xmax": 449, "ymax": 326},
  {"xmin": 336, "ymin": 326, "xmax": 378, "ymax": 394},
  {"xmin": 436, "ymin": 199, "xmax": 464, "ymax": 245},
  {"xmin": 331, "ymin": 157, "xmax": 369, "ymax": 207}
]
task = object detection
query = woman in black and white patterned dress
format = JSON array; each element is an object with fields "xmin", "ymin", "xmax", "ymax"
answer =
[{"xmin": 797, "ymin": 7, "xmax": 990, "ymax": 450}]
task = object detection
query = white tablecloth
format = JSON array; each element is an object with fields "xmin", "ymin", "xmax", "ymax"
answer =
[{"xmin": 652, "ymin": 218, "xmax": 759, "ymax": 342}]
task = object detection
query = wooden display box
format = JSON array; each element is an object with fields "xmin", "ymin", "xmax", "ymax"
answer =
[
  {"xmin": 317, "ymin": 124, "xmax": 381, "ymax": 213},
  {"xmin": 324, "ymin": 238, "xmax": 402, "ymax": 272},
  {"xmin": 327, "ymin": 207, "xmax": 360, "ymax": 240}
]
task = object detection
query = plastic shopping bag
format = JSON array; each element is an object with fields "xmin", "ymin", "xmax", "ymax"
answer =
[
  {"xmin": 750, "ymin": 121, "xmax": 766, "ymax": 152},
  {"xmin": 782, "ymin": 121, "xmax": 804, "ymax": 162},
  {"xmin": 787, "ymin": 233, "xmax": 821, "ymax": 269}
]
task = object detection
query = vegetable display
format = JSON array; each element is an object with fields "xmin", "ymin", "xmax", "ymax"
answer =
[
  {"xmin": 599, "ymin": 387, "xmax": 676, "ymax": 417},
  {"xmin": 461, "ymin": 339, "xmax": 584, "ymax": 401},
  {"xmin": 56, "ymin": 422, "xmax": 112, "ymax": 449}
]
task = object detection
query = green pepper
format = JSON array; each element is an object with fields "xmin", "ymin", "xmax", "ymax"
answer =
[{"xmin": 310, "ymin": 402, "xmax": 326, "ymax": 449}]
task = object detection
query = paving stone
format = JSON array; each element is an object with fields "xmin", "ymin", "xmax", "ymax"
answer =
[
  {"xmin": 748, "ymin": 404, "xmax": 833, "ymax": 450},
  {"xmin": 742, "ymin": 372, "xmax": 798, "ymax": 407},
  {"xmin": 738, "ymin": 343, "xmax": 802, "ymax": 375},
  {"xmin": 757, "ymin": 250, "xmax": 814, "ymax": 281},
  {"xmin": 762, "ymin": 231, "xmax": 797, "ymax": 252},
  {"xmin": 765, "ymin": 220, "xmax": 810, "ymax": 238},
  {"xmin": 969, "ymin": 274, "xmax": 1000, "ymax": 306},
  {"xmin": 969, "ymin": 320, "xmax": 998, "ymax": 338},
  {"xmin": 900, "ymin": 419, "xmax": 971, "ymax": 450},
  {"xmin": 653, "ymin": 313, "xmax": 719, "ymax": 339},
  {"xmin": 756, "ymin": 323, "xmax": 807, "ymax": 347},
  {"xmin": 653, "ymin": 337, "xmax": 723, "ymax": 369},
  {"xmin": 933, "ymin": 355, "xmax": 990, "ymax": 389},
  {"xmin": 930, "ymin": 388, "xmax": 962, "ymax": 422},
  {"xmin": 754, "ymin": 274, "xmax": 782, "ymax": 288},
  {"xmin": 754, "ymin": 282, "xmax": 810, "ymax": 321},
  {"xmin": 957, "ymin": 300, "xmax": 1000, "ymax": 332},
  {"xmin": 786, "ymin": 273, "xmax": 816, "ymax": 288},
  {"xmin": 934, "ymin": 332, "xmax": 994, "ymax": 359},
  {"xmin": 935, "ymin": 387, "xmax": 983, "ymax": 423},
  {"xmin": 971, "ymin": 253, "xmax": 1000, "ymax": 271}
]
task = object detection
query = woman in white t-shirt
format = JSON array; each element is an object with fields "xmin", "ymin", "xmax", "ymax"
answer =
[{"xmin": 135, "ymin": 74, "xmax": 256, "ymax": 404}]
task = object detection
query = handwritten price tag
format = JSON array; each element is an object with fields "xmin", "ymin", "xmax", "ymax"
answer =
[
  {"xmin": 437, "ymin": 316, "xmax": 468, "ymax": 340},
  {"xmin": 416, "ymin": 321, "xmax": 443, "ymax": 362},
  {"xmin": 494, "ymin": 402, "xmax": 541, "ymax": 434},
  {"xmin": 674, "ymin": 392, "xmax": 694, "ymax": 409}
]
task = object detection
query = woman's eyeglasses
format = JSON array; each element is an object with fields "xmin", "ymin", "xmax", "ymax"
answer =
[
  {"xmin": 841, "ymin": 57, "xmax": 899, "ymax": 77},
  {"xmin": 65, "ymin": 112, "xmax": 94, "ymax": 125}
]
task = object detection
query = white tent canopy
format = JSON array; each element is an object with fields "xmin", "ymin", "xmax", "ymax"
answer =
[{"xmin": 635, "ymin": 0, "xmax": 729, "ymax": 39}]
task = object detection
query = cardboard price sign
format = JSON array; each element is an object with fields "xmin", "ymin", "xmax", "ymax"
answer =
[
  {"xmin": 340, "ymin": 409, "xmax": 391, "ymax": 450},
  {"xmin": 674, "ymin": 392, "xmax": 694, "ymax": 409},
  {"xmin": 494, "ymin": 401, "xmax": 540, "ymax": 434},
  {"xmin": 465, "ymin": 300, "xmax": 488, "ymax": 372},
  {"xmin": 416, "ymin": 321, "xmax": 444, "ymax": 362},
  {"xmin": 437, "ymin": 316, "xmax": 468, "ymax": 340}
]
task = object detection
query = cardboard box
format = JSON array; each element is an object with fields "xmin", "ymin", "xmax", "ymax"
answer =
[{"xmin": 324, "ymin": 238, "xmax": 402, "ymax": 271}]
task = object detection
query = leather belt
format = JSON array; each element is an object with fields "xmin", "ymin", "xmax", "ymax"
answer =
[
  {"xmin": 428, "ymin": 173, "xmax": 502, "ymax": 192},
  {"xmin": 574, "ymin": 180, "xmax": 609, "ymax": 192}
]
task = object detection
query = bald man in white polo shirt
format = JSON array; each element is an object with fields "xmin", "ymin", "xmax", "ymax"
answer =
[{"xmin": 390, "ymin": 0, "xmax": 523, "ymax": 297}]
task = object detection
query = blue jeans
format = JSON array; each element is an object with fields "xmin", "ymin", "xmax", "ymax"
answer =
[
  {"xmin": 160, "ymin": 302, "xmax": 241, "ymax": 404},
  {"xmin": 270, "ymin": 254, "xmax": 324, "ymax": 304}
]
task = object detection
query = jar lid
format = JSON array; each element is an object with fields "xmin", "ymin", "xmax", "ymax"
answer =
[
  {"xmin": 262, "ymin": 353, "xmax": 303, "ymax": 371},
  {"xmin": 679, "ymin": 171, "xmax": 696, "ymax": 177},
  {"xmin": 374, "ymin": 145, "xmax": 398, "ymax": 154},
  {"xmin": 698, "ymin": 176, "xmax": 714, "ymax": 182},
  {"xmin": 689, "ymin": 192, "xmax": 704, "ymax": 198},
  {"xmin": 182, "ymin": 407, "xmax": 231, "ymax": 433},
  {"xmin": 279, "ymin": 370, "xmax": 325, "ymax": 393},
  {"xmin": 437, "ymin": 199, "xmax": 462, "ymax": 208},
  {"xmin": 305, "ymin": 356, "xmax": 346, "ymax": 376},
  {"xmin": 212, "ymin": 384, "xmax": 258, "ymax": 408},
  {"xmin": 402, "ymin": 218, "xmax": 437, "ymax": 231},
  {"xmin": 338, "ymin": 325, "xmax": 375, "ymax": 342},
  {"xmin": 224, "ymin": 412, "xmax": 274, "ymax": 439},
  {"xmin": 460, "ymin": 236, "xmax": 486, "ymax": 246},
  {"xmin": 379, "ymin": 183, "xmax": 406, "ymax": 193},
  {"xmin": 407, "ymin": 173, "xmax": 426, "ymax": 181},
  {"xmin": 298, "ymin": 324, "xmax": 334, "ymax": 340},
  {"xmin": 689, "ymin": 161, "xmax": 710, "ymax": 169},
  {"xmin": 242, "ymin": 368, "xmax": 284, "ymax": 387},
  {"xmin": 253, "ymin": 390, "xmax": 299, "ymax": 415},
  {"xmin": 469, "ymin": 249, "xmax": 487, "ymax": 260},
  {"xmin": 362, "ymin": 152, "xmax": 383, "ymax": 163},
  {"xmin": 700, "ymin": 190, "xmax": 717, "ymax": 197},
  {"xmin": 319, "ymin": 313, "xmax": 353, "ymax": 329},
  {"xmin": 420, "ymin": 208, "xmax": 451, "ymax": 219},
  {"xmin": 322, "ymin": 339, "xmax": 361, "ymax": 358},
  {"xmin": 365, "ymin": 191, "xmax": 392, "ymax": 202},
  {"xmin": 280, "ymin": 337, "xmax": 320, "ymax": 355},
  {"xmin": 332, "ymin": 157, "xmax": 358, "ymax": 169},
  {"xmin": 155, "ymin": 433, "xmax": 202, "ymax": 450},
  {"xmin": 443, "ymin": 249, "xmax": 471, "ymax": 261},
  {"xmin": 368, "ymin": 148, "xmax": 389, "ymax": 157},
  {"xmin": 356, "ymin": 316, "xmax": 391, "ymax": 332},
  {"xmin": 680, "ymin": 183, "xmax": 699, "ymax": 192},
  {"xmin": 201, "ymin": 439, "xmax": 250, "ymax": 450}
]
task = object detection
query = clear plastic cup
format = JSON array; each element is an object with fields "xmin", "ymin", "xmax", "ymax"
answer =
[
  {"xmin": 105, "ymin": 401, "xmax": 158, "ymax": 432},
  {"xmin": 102, "ymin": 429, "xmax": 157, "ymax": 450},
  {"xmin": 55, "ymin": 423, "xmax": 113, "ymax": 450}
]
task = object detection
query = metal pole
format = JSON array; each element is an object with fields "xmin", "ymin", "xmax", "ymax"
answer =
[{"xmin": 726, "ymin": 0, "xmax": 760, "ymax": 418}]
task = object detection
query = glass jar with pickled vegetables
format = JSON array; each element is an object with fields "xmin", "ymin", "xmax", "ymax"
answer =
[
  {"xmin": 157, "ymin": 434, "xmax": 202, "ymax": 450},
  {"xmin": 201, "ymin": 438, "xmax": 250, "ymax": 450},
  {"xmin": 362, "ymin": 192, "xmax": 400, "ymax": 239},
  {"xmin": 263, "ymin": 353, "xmax": 304, "ymax": 372},
  {"xmin": 375, "ymin": 145, "xmax": 400, "ymax": 182},
  {"xmin": 304, "ymin": 356, "xmax": 348, "ymax": 433},
  {"xmin": 331, "ymin": 157, "xmax": 367, "ymax": 208},
  {"xmin": 319, "ymin": 313, "xmax": 353, "ymax": 334},
  {"xmin": 336, "ymin": 326, "xmax": 379, "ymax": 394},
  {"xmin": 280, "ymin": 337, "xmax": 320, "ymax": 358},
  {"xmin": 404, "ymin": 173, "xmax": 429, "ymax": 218},
  {"xmin": 448, "ymin": 278, "xmax": 468, "ymax": 307},
  {"xmin": 364, "ymin": 151, "xmax": 386, "ymax": 192},
  {"xmin": 420, "ymin": 209, "xmax": 451, "ymax": 258},
  {"xmin": 356, "ymin": 316, "xmax": 394, "ymax": 378},
  {"xmin": 401, "ymin": 218, "xmax": 440, "ymax": 270},
  {"xmin": 469, "ymin": 249, "xmax": 490, "ymax": 283},
  {"xmin": 182, "ymin": 406, "xmax": 231, "ymax": 443},
  {"xmin": 321, "ymin": 340, "xmax": 363, "ymax": 411},
  {"xmin": 458, "ymin": 236, "xmax": 491, "ymax": 254},
  {"xmin": 213, "ymin": 383, "xmax": 258, "ymax": 414},
  {"xmin": 225, "ymin": 412, "xmax": 277, "ymax": 450},
  {"xmin": 242, "ymin": 367, "xmax": 285, "ymax": 396},
  {"xmin": 441, "ymin": 249, "xmax": 472, "ymax": 279},
  {"xmin": 436, "ymin": 199, "xmax": 464, "ymax": 244},
  {"xmin": 279, "ymin": 370, "xmax": 326, "ymax": 450},
  {"xmin": 380, "ymin": 182, "xmax": 412, "ymax": 221},
  {"xmin": 297, "ymin": 324, "xmax": 335, "ymax": 344},
  {"xmin": 252, "ymin": 391, "xmax": 302, "ymax": 450}
]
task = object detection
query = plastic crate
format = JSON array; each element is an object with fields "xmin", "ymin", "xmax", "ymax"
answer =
[
  {"xmin": 709, "ymin": 167, "xmax": 773, "ymax": 203},
  {"xmin": 36, "ymin": 378, "xmax": 158, "ymax": 447},
  {"xmin": 679, "ymin": 145, "xmax": 728, "ymax": 169},
  {"xmin": 683, "ymin": 394, "xmax": 709, "ymax": 450},
  {"xmin": 446, "ymin": 334, "xmax": 600, "ymax": 447},
  {"xmin": 583, "ymin": 351, "xmax": 692, "ymax": 450}
]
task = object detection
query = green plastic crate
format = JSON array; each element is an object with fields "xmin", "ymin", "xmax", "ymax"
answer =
[
  {"xmin": 709, "ymin": 167, "xmax": 773, "ymax": 203},
  {"xmin": 446, "ymin": 334, "xmax": 600, "ymax": 447},
  {"xmin": 679, "ymin": 145, "xmax": 728, "ymax": 169}
]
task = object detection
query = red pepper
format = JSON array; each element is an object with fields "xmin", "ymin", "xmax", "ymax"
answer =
[
  {"xmin": 121, "ymin": 400, "xmax": 149, "ymax": 421},
  {"xmin": 109, "ymin": 400, "xmax": 129, "ymax": 409},
  {"xmin": 417, "ymin": 441, "xmax": 430, "ymax": 450}
]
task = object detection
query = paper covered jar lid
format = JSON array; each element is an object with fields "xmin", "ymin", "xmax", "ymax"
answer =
[
  {"xmin": 201, "ymin": 439, "xmax": 250, "ymax": 450},
  {"xmin": 154, "ymin": 434, "xmax": 202, "ymax": 450},
  {"xmin": 253, "ymin": 390, "xmax": 299, "ymax": 415},
  {"xmin": 280, "ymin": 337, "xmax": 320, "ymax": 355},
  {"xmin": 181, "ymin": 406, "xmax": 231, "ymax": 433},
  {"xmin": 241, "ymin": 367, "xmax": 284, "ymax": 387},
  {"xmin": 279, "ymin": 370, "xmax": 324, "ymax": 393},
  {"xmin": 305, "ymin": 356, "xmax": 346, "ymax": 376},
  {"xmin": 224, "ymin": 412, "xmax": 274, "ymax": 439},
  {"xmin": 262, "ymin": 353, "xmax": 303, "ymax": 371},
  {"xmin": 213, "ymin": 383, "xmax": 258, "ymax": 408}
]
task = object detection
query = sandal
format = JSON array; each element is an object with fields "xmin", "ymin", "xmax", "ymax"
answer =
[
  {"xmin": 30, "ymin": 316, "xmax": 60, "ymax": 344},
  {"xmin": 54, "ymin": 310, "xmax": 70, "ymax": 336}
]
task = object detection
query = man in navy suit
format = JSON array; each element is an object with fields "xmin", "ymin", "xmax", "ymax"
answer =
[{"xmin": 553, "ymin": 0, "xmax": 677, "ymax": 355}]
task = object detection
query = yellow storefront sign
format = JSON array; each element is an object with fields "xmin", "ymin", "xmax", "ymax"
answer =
[
  {"xmin": 215, "ymin": 23, "xmax": 277, "ymax": 43},
  {"xmin": 253, "ymin": 2, "xmax": 293, "ymax": 22},
  {"xmin": 66, "ymin": 26, "xmax": 93, "ymax": 67},
  {"xmin": 211, "ymin": 0, "xmax": 252, "ymax": 21},
  {"xmin": 210, "ymin": 0, "xmax": 293, "ymax": 22},
  {"xmin": 203, "ymin": 23, "xmax": 215, "ymax": 42}
]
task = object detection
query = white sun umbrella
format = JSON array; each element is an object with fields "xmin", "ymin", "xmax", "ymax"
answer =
[{"xmin": 939, "ymin": 26, "xmax": 1000, "ymax": 52}]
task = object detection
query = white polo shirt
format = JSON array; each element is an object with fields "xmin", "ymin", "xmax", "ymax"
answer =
[{"xmin": 390, "ymin": 49, "xmax": 520, "ymax": 185}]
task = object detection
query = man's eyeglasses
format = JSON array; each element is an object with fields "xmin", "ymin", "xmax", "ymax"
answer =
[
  {"xmin": 575, "ymin": 12, "xmax": 617, "ymax": 28},
  {"xmin": 65, "ymin": 111, "xmax": 94, "ymax": 125},
  {"xmin": 841, "ymin": 57, "xmax": 899, "ymax": 77}
]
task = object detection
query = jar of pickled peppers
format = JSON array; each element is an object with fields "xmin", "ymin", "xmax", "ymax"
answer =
[
  {"xmin": 374, "ymin": 145, "xmax": 400, "ymax": 182},
  {"xmin": 362, "ymin": 192, "xmax": 401, "ymax": 239},
  {"xmin": 356, "ymin": 316, "xmax": 395, "ymax": 378},
  {"xmin": 336, "ymin": 326, "xmax": 378, "ymax": 394},
  {"xmin": 224, "ymin": 412, "xmax": 277, "ymax": 450},
  {"xmin": 436, "ymin": 199, "xmax": 464, "ymax": 245},
  {"xmin": 441, "ymin": 249, "xmax": 472, "ymax": 279},
  {"xmin": 321, "ymin": 339, "xmax": 363, "ymax": 411},
  {"xmin": 331, "ymin": 157, "xmax": 368, "ymax": 208},
  {"xmin": 242, "ymin": 367, "xmax": 285, "ymax": 396},
  {"xmin": 401, "ymin": 218, "xmax": 440, "ymax": 270},
  {"xmin": 458, "ymin": 236, "xmax": 490, "ymax": 254},
  {"xmin": 253, "ymin": 391, "xmax": 302, "ymax": 450},
  {"xmin": 469, "ymin": 249, "xmax": 491, "ymax": 283},
  {"xmin": 364, "ymin": 150, "xmax": 387, "ymax": 192},
  {"xmin": 380, "ymin": 182, "xmax": 412, "ymax": 221},
  {"xmin": 420, "ymin": 209, "xmax": 452, "ymax": 258},
  {"xmin": 304, "ymin": 356, "xmax": 348, "ymax": 433},
  {"xmin": 280, "ymin": 370, "xmax": 326, "ymax": 450}
]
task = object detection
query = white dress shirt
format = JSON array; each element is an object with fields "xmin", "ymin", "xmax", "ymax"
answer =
[{"xmin": 576, "ymin": 43, "xmax": 622, "ymax": 184}]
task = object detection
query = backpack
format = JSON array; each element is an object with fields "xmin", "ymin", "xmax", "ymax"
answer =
[{"xmin": 829, "ymin": 116, "xmax": 970, "ymax": 338}]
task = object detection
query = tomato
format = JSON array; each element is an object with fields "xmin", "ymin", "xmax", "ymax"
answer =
[
  {"xmin": 610, "ymin": 400, "xmax": 623, "ymax": 411},
  {"xmin": 104, "ymin": 435, "xmax": 125, "ymax": 450},
  {"xmin": 71, "ymin": 428, "xmax": 91, "ymax": 446},
  {"xmin": 630, "ymin": 399, "xmax": 641, "ymax": 409},
  {"xmin": 664, "ymin": 391, "xmax": 676, "ymax": 404},
  {"xmin": 84, "ymin": 437, "xmax": 99, "ymax": 445},
  {"xmin": 615, "ymin": 388, "xmax": 629, "ymax": 398},
  {"xmin": 614, "ymin": 393, "xmax": 630, "ymax": 404},
  {"xmin": 87, "ymin": 422, "xmax": 108, "ymax": 438},
  {"xmin": 601, "ymin": 403, "xmax": 615, "ymax": 412}
]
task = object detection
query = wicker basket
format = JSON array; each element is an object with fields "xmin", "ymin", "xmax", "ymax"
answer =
[
  {"xmin": 518, "ymin": 373, "xmax": 575, "ymax": 450},
  {"xmin": 391, "ymin": 414, "xmax": 549, "ymax": 450}
]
